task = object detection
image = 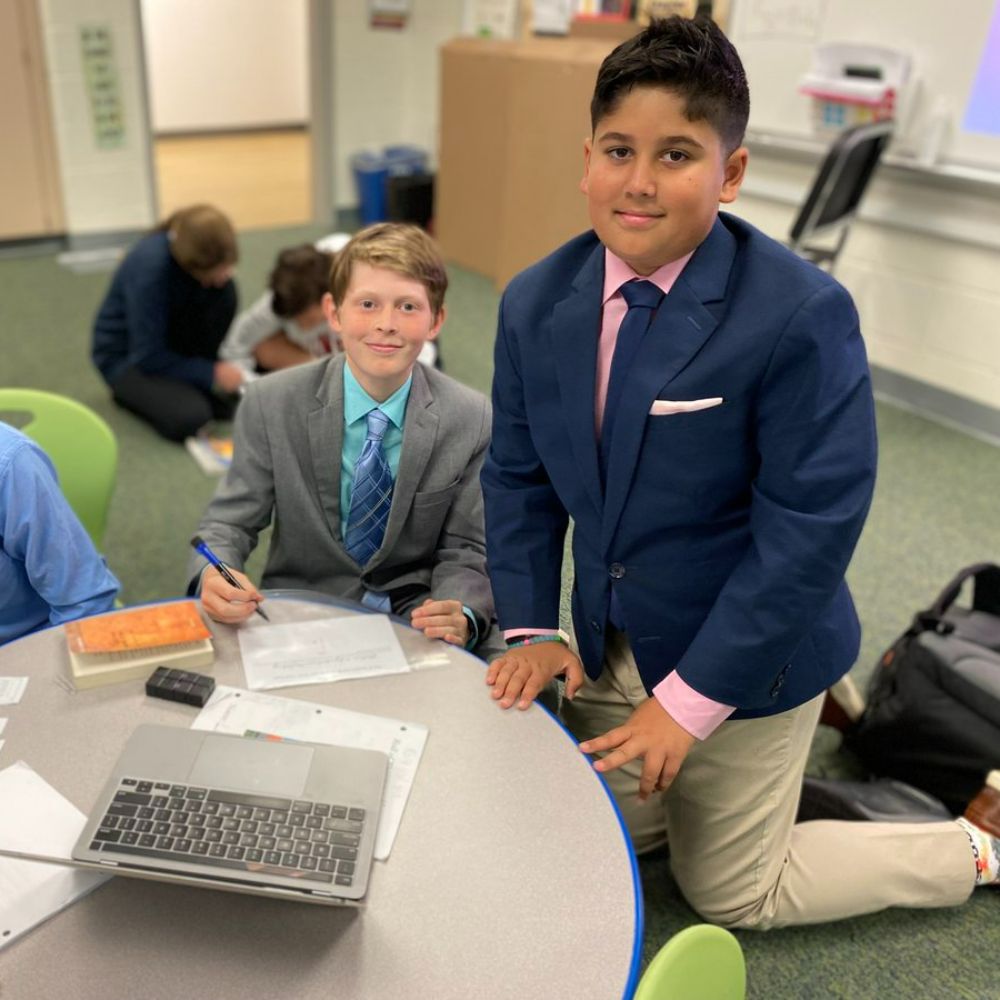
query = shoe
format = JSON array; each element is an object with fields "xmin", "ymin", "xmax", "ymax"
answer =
[
  {"xmin": 796, "ymin": 776, "xmax": 952, "ymax": 824},
  {"xmin": 818, "ymin": 674, "xmax": 866, "ymax": 732},
  {"xmin": 964, "ymin": 770, "xmax": 1000, "ymax": 837}
]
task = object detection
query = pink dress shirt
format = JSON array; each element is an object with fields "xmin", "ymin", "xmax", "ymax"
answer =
[{"xmin": 504, "ymin": 248, "xmax": 735, "ymax": 740}]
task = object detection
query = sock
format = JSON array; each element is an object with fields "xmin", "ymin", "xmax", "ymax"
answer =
[{"xmin": 957, "ymin": 817, "xmax": 1000, "ymax": 886}]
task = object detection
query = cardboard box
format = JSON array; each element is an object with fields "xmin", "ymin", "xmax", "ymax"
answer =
[
  {"xmin": 437, "ymin": 36, "xmax": 619, "ymax": 290},
  {"xmin": 437, "ymin": 38, "xmax": 516, "ymax": 282},
  {"xmin": 568, "ymin": 17, "xmax": 640, "ymax": 43}
]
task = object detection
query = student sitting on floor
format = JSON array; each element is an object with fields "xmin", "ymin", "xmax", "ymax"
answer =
[
  {"xmin": 0, "ymin": 422, "xmax": 119, "ymax": 645},
  {"xmin": 189, "ymin": 223, "xmax": 498, "ymax": 656},
  {"xmin": 219, "ymin": 244, "xmax": 337, "ymax": 374},
  {"xmin": 91, "ymin": 204, "xmax": 247, "ymax": 443}
]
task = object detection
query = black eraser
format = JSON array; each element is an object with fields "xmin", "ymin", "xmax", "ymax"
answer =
[{"xmin": 146, "ymin": 666, "xmax": 215, "ymax": 707}]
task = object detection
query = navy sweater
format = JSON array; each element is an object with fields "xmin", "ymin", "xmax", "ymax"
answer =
[{"xmin": 92, "ymin": 231, "xmax": 236, "ymax": 391}]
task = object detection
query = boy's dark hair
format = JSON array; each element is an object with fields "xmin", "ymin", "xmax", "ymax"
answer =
[
  {"xmin": 329, "ymin": 223, "xmax": 448, "ymax": 316},
  {"xmin": 590, "ymin": 16, "xmax": 749, "ymax": 153},
  {"xmin": 269, "ymin": 245, "xmax": 333, "ymax": 318}
]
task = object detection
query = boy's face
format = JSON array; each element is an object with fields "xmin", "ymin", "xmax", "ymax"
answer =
[
  {"xmin": 581, "ymin": 85, "xmax": 747, "ymax": 275},
  {"xmin": 195, "ymin": 262, "xmax": 235, "ymax": 288},
  {"xmin": 323, "ymin": 262, "xmax": 444, "ymax": 402}
]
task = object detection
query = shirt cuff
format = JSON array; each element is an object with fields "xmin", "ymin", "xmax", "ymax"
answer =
[
  {"xmin": 652, "ymin": 671, "xmax": 735, "ymax": 741},
  {"xmin": 502, "ymin": 627, "xmax": 562, "ymax": 641},
  {"xmin": 461, "ymin": 606, "xmax": 479, "ymax": 650}
]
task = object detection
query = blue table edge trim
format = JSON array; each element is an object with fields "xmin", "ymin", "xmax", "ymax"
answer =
[{"xmin": 532, "ymin": 695, "xmax": 645, "ymax": 1000}]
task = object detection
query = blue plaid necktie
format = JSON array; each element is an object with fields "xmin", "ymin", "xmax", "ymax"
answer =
[
  {"xmin": 345, "ymin": 409, "xmax": 393, "ymax": 566},
  {"xmin": 599, "ymin": 279, "xmax": 665, "ymax": 482}
]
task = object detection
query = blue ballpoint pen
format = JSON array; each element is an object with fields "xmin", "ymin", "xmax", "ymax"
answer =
[{"xmin": 190, "ymin": 535, "xmax": 270, "ymax": 621}]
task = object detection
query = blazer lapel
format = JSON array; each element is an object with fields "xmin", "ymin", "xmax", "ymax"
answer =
[
  {"xmin": 551, "ymin": 241, "xmax": 605, "ymax": 518},
  {"xmin": 601, "ymin": 219, "xmax": 738, "ymax": 550},
  {"xmin": 372, "ymin": 363, "xmax": 438, "ymax": 566},
  {"xmin": 308, "ymin": 354, "xmax": 347, "ymax": 543}
]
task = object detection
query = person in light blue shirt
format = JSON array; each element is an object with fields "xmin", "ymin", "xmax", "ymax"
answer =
[{"xmin": 0, "ymin": 422, "xmax": 120, "ymax": 645}]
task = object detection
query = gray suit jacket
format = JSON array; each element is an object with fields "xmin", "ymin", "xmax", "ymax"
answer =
[{"xmin": 188, "ymin": 355, "xmax": 496, "ymax": 646}]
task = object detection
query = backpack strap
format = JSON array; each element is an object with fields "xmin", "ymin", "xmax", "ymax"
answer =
[{"xmin": 925, "ymin": 563, "xmax": 1000, "ymax": 623}]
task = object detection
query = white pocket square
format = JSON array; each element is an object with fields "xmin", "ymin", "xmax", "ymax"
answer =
[{"xmin": 648, "ymin": 397, "xmax": 724, "ymax": 416}]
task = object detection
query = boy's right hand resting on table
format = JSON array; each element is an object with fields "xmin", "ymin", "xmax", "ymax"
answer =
[
  {"xmin": 486, "ymin": 642, "xmax": 585, "ymax": 711},
  {"xmin": 199, "ymin": 566, "xmax": 264, "ymax": 623}
]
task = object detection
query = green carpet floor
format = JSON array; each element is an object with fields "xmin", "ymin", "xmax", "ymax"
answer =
[{"xmin": 2, "ymin": 223, "xmax": 997, "ymax": 999}]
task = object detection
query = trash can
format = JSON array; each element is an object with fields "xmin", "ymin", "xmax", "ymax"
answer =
[
  {"xmin": 387, "ymin": 173, "xmax": 434, "ymax": 230},
  {"xmin": 351, "ymin": 151, "xmax": 389, "ymax": 225},
  {"xmin": 383, "ymin": 145, "xmax": 429, "ymax": 179}
]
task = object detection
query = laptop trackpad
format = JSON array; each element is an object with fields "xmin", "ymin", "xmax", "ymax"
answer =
[{"xmin": 187, "ymin": 737, "xmax": 314, "ymax": 797}]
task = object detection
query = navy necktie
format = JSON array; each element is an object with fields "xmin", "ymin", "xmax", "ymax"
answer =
[
  {"xmin": 599, "ymin": 279, "xmax": 665, "ymax": 481},
  {"xmin": 344, "ymin": 409, "xmax": 393, "ymax": 566}
]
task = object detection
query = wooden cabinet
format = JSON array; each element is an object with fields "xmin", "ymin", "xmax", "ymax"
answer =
[{"xmin": 0, "ymin": 0, "xmax": 65, "ymax": 240}]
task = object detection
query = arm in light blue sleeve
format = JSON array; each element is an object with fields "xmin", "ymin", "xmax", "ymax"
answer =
[{"xmin": 2, "ymin": 440, "xmax": 120, "ymax": 626}]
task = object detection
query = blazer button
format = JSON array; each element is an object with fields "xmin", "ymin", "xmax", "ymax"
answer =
[
  {"xmin": 590, "ymin": 618, "xmax": 602, "ymax": 633},
  {"xmin": 609, "ymin": 562, "xmax": 626, "ymax": 579}
]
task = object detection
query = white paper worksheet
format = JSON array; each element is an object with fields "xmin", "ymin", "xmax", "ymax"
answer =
[
  {"xmin": 192, "ymin": 687, "xmax": 428, "ymax": 860},
  {"xmin": 0, "ymin": 761, "xmax": 110, "ymax": 951},
  {"xmin": 238, "ymin": 615, "xmax": 410, "ymax": 691},
  {"xmin": 0, "ymin": 677, "xmax": 28, "ymax": 705}
]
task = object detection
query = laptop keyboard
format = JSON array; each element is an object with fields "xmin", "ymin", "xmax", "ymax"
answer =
[{"xmin": 88, "ymin": 778, "xmax": 367, "ymax": 888}]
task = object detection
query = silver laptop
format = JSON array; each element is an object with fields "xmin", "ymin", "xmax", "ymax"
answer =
[{"xmin": 63, "ymin": 724, "xmax": 387, "ymax": 906}]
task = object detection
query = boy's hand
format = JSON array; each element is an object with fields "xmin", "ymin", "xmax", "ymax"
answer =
[
  {"xmin": 213, "ymin": 360, "xmax": 246, "ymax": 394},
  {"xmin": 486, "ymin": 642, "xmax": 585, "ymax": 710},
  {"xmin": 199, "ymin": 566, "xmax": 264, "ymax": 623},
  {"xmin": 410, "ymin": 598, "xmax": 469, "ymax": 646},
  {"xmin": 579, "ymin": 698, "xmax": 696, "ymax": 800}
]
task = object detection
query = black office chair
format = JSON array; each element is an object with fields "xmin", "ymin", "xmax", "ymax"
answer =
[{"xmin": 787, "ymin": 120, "xmax": 893, "ymax": 273}]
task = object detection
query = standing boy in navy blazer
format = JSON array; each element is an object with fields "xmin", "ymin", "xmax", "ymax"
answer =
[{"xmin": 482, "ymin": 16, "xmax": 999, "ymax": 927}]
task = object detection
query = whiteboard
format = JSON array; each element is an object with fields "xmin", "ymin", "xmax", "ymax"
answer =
[{"xmin": 727, "ymin": 0, "xmax": 1000, "ymax": 174}]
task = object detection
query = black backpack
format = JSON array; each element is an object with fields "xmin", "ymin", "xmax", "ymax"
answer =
[{"xmin": 846, "ymin": 563, "xmax": 1000, "ymax": 814}]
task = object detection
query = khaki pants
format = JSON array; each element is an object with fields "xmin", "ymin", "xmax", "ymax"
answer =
[{"xmin": 561, "ymin": 629, "xmax": 976, "ymax": 929}]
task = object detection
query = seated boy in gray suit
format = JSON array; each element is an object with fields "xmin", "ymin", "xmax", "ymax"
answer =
[{"xmin": 190, "ymin": 223, "xmax": 496, "ymax": 654}]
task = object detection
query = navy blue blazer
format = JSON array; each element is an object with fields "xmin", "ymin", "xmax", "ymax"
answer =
[{"xmin": 481, "ymin": 214, "xmax": 877, "ymax": 719}]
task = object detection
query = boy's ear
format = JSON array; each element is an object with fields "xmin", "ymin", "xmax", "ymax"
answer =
[
  {"xmin": 321, "ymin": 291, "xmax": 340, "ymax": 331},
  {"xmin": 580, "ymin": 137, "xmax": 593, "ymax": 195},
  {"xmin": 428, "ymin": 305, "xmax": 446, "ymax": 341},
  {"xmin": 719, "ymin": 146, "xmax": 749, "ymax": 205}
]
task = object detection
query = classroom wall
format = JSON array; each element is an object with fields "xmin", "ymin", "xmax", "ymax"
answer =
[
  {"xmin": 139, "ymin": 0, "xmax": 308, "ymax": 134},
  {"xmin": 733, "ymin": 158, "xmax": 1000, "ymax": 419},
  {"xmin": 38, "ymin": 0, "xmax": 156, "ymax": 235},
  {"xmin": 330, "ymin": 0, "xmax": 464, "ymax": 210}
]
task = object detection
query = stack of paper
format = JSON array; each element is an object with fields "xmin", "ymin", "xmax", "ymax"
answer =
[{"xmin": 0, "ymin": 761, "xmax": 109, "ymax": 951}]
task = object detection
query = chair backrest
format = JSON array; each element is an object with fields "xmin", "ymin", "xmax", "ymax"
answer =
[
  {"xmin": 634, "ymin": 924, "xmax": 746, "ymax": 1000},
  {"xmin": 0, "ymin": 389, "xmax": 118, "ymax": 547},
  {"xmin": 788, "ymin": 120, "xmax": 893, "ymax": 269}
]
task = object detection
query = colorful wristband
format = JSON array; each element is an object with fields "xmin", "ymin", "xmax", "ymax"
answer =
[{"xmin": 506, "ymin": 633, "xmax": 567, "ymax": 650}]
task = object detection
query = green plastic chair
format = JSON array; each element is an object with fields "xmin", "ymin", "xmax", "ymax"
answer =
[
  {"xmin": 0, "ymin": 388, "xmax": 118, "ymax": 547},
  {"xmin": 634, "ymin": 924, "xmax": 746, "ymax": 1000}
]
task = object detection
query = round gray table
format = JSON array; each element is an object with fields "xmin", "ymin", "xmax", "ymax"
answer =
[{"xmin": 0, "ymin": 595, "xmax": 641, "ymax": 1000}]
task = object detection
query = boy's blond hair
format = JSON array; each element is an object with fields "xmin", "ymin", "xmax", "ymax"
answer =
[{"xmin": 329, "ymin": 223, "xmax": 448, "ymax": 316}]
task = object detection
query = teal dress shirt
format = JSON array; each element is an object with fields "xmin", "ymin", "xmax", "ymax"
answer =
[{"xmin": 339, "ymin": 364, "xmax": 478, "ymax": 648}]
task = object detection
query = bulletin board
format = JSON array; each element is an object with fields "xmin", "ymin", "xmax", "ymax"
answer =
[{"xmin": 727, "ymin": 0, "xmax": 1000, "ymax": 174}]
